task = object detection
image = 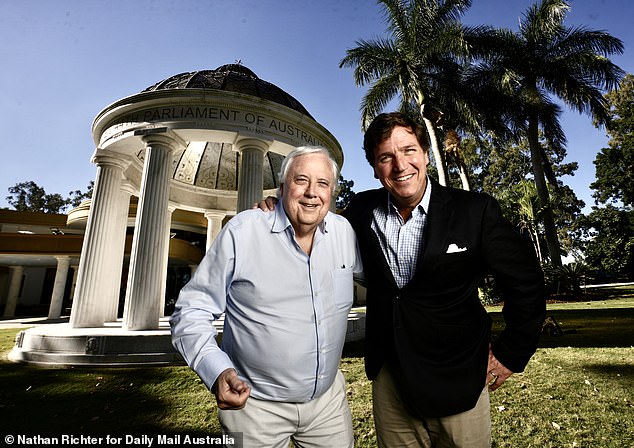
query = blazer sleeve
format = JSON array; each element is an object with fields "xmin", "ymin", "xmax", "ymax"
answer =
[{"xmin": 481, "ymin": 195, "xmax": 546, "ymax": 373}]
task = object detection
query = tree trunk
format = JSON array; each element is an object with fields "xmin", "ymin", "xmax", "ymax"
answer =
[
  {"xmin": 531, "ymin": 226, "xmax": 543, "ymax": 263},
  {"xmin": 527, "ymin": 112, "xmax": 562, "ymax": 266},
  {"xmin": 457, "ymin": 161, "xmax": 471, "ymax": 191},
  {"xmin": 422, "ymin": 116, "xmax": 447, "ymax": 186}
]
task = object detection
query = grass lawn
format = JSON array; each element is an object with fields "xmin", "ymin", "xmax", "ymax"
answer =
[{"xmin": 1, "ymin": 287, "xmax": 633, "ymax": 447}]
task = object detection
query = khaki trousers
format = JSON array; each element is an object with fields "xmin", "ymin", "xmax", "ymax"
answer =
[
  {"xmin": 219, "ymin": 370, "xmax": 353, "ymax": 448},
  {"xmin": 373, "ymin": 366, "xmax": 491, "ymax": 448}
]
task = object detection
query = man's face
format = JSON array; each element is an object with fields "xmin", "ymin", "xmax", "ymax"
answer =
[
  {"xmin": 280, "ymin": 152, "xmax": 333, "ymax": 236},
  {"xmin": 373, "ymin": 125, "xmax": 429, "ymax": 209}
]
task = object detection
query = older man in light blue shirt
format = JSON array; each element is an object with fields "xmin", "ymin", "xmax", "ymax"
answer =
[{"xmin": 170, "ymin": 146, "xmax": 362, "ymax": 448}]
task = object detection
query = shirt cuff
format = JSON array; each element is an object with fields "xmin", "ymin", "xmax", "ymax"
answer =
[{"xmin": 195, "ymin": 350, "xmax": 236, "ymax": 391}]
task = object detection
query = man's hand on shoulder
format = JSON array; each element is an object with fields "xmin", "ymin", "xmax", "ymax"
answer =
[
  {"xmin": 252, "ymin": 196, "xmax": 277, "ymax": 211},
  {"xmin": 213, "ymin": 368, "xmax": 251, "ymax": 409}
]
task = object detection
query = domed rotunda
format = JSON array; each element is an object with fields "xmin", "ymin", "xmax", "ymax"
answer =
[{"xmin": 9, "ymin": 64, "xmax": 343, "ymax": 366}]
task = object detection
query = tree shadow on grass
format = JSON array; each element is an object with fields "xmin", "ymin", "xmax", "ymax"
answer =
[
  {"xmin": 582, "ymin": 362, "xmax": 634, "ymax": 382},
  {"xmin": 0, "ymin": 361, "xmax": 217, "ymax": 437},
  {"xmin": 491, "ymin": 308, "xmax": 634, "ymax": 348},
  {"xmin": 342, "ymin": 307, "xmax": 634, "ymax": 360}
]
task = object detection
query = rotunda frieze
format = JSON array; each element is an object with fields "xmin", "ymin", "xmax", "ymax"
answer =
[{"xmin": 92, "ymin": 64, "xmax": 342, "ymax": 205}]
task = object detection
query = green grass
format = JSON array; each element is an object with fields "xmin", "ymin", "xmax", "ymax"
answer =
[
  {"xmin": 488, "ymin": 286, "xmax": 634, "ymax": 348},
  {"xmin": 489, "ymin": 347, "xmax": 633, "ymax": 447},
  {"xmin": 1, "ymin": 288, "xmax": 633, "ymax": 447}
]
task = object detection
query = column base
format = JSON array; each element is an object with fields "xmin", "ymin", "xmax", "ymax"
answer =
[
  {"xmin": 7, "ymin": 312, "xmax": 366, "ymax": 367},
  {"xmin": 7, "ymin": 318, "xmax": 197, "ymax": 367}
]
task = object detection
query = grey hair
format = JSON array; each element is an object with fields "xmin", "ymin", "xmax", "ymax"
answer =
[{"xmin": 278, "ymin": 146, "xmax": 340, "ymax": 195}]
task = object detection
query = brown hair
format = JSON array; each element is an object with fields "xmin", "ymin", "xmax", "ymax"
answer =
[{"xmin": 362, "ymin": 112, "xmax": 429, "ymax": 167}]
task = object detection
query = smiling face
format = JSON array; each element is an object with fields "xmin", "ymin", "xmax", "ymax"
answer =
[
  {"xmin": 280, "ymin": 152, "xmax": 334, "ymax": 237},
  {"xmin": 373, "ymin": 125, "xmax": 430, "ymax": 211}
]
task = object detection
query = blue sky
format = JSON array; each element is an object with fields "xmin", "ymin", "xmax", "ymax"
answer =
[{"xmin": 0, "ymin": 0, "xmax": 632, "ymax": 213}]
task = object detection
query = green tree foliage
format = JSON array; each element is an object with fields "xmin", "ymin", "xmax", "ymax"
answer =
[
  {"xmin": 67, "ymin": 181, "xmax": 95, "ymax": 208},
  {"xmin": 583, "ymin": 74, "xmax": 634, "ymax": 281},
  {"xmin": 468, "ymin": 135, "xmax": 584, "ymax": 259},
  {"xmin": 336, "ymin": 175, "xmax": 356, "ymax": 210},
  {"xmin": 339, "ymin": 0, "xmax": 496, "ymax": 187},
  {"xmin": 341, "ymin": 0, "xmax": 624, "ymax": 267},
  {"xmin": 542, "ymin": 262, "xmax": 591, "ymax": 296},
  {"xmin": 581, "ymin": 205, "xmax": 634, "ymax": 281},
  {"xmin": 476, "ymin": 0, "xmax": 624, "ymax": 266},
  {"xmin": 6, "ymin": 181, "xmax": 93, "ymax": 214},
  {"xmin": 590, "ymin": 74, "xmax": 634, "ymax": 207}
]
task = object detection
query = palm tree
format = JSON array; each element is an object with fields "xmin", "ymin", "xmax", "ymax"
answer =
[
  {"xmin": 444, "ymin": 129, "xmax": 471, "ymax": 190},
  {"xmin": 517, "ymin": 180, "xmax": 545, "ymax": 263},
  {"xmin": 340, "ymin": 0, "xmax": 489, "ymax": 187},
  {"xmin": 478, "ymin": 0, "xmax": 624, "ymax": 265}
]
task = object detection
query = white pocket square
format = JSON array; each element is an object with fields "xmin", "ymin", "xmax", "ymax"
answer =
[{"xmin": 446, "ymin": 243, "xmax": 467, "ymax": 253}]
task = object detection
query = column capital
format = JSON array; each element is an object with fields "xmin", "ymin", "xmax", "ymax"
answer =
[
  {"xmin": 91, "ymin": 152, "xmax": 132, "ymax": 171},
  {"xmin": 141, "ymin": 130, "xmax": 186, "ymax": 151},
  {"xmin": 120, "ymin": 180, "xmax": 137, "ymax": 196},
  {"xmin": 204, "ymin": 209, "xmax": 228, "ymax": 220},
  {"xmin": 233, "ymin": 137, "xmax": 271, "ymax": 154},
  {"xmin": 204, "ymin": 209, "xmax": 227, "ymax": 249}
]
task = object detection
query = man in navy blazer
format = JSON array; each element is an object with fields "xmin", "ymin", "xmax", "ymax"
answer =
[{"xmin": 343, "ymin": 112, "xmax": 545, "ymax": 447}]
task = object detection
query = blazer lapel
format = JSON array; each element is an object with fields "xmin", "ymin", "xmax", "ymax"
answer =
[
  {"xmin": 419, "ymin": 181, "xmax": 453, "ymax": 270},
  {"xmin": 362, "ymin": 190, "xmax": 400, "ymax": 289}
]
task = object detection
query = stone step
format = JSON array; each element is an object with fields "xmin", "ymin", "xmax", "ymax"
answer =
[{"xmin": 7, "ymin": 312, "xmax": 366, "ymax": 367}]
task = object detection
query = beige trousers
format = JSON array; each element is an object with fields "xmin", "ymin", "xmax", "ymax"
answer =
[
  {"xmin": 373, "ymin": 366, "xmax": 491, "ymax": 448},
  {"xmin": 219, "ymin": 370, "xmax": 354, "ymax": 448}
]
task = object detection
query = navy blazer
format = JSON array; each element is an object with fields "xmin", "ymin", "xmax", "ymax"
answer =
[{"xmin": 344, "ymin": 179, "xmax": 545, "ymax": 417}]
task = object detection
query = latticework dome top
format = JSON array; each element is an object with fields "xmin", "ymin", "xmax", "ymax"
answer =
[{"xmin": 143, "ymin": 64, "xmax": 313, "ymax": 118}]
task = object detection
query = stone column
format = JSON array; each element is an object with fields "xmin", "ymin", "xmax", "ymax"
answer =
[
  {"xmin": 2, "ymin": 266, "xmax": 24, "ymax": 317},
  {"xmin": 68, "ymin": 266, "xmax": 79, "ymax": 306},
  {"xmin": 159, "ymin": 204, "xmax": 176, "ymax": 318},
  {"xmin": 235, "ymin": 138, "xmax": 270, "ymax": 212},
  {"xmin": 47, "ymin": 256, "xmax": 71, "ymax": 319},
  {"xmin": 204, "ymin": 210, "xmax": 227, "ymax": 250},
  {"xmin": 69, "ymin": 155, "xmax": 130, "ymax": 328},
  {"xmin": 123, "ymin": 134, "xmax": 180, "ymax": 330},
  {"xmin": 104, "ymin": 182, "xmax": 135, "ymax": 322}
]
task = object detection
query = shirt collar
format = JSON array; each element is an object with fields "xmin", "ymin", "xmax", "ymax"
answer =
[{"xmin": 386, "ymin": 176, "xmax": 432, "ymax": 216}]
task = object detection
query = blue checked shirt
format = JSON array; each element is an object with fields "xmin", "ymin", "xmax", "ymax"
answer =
[{"xmin": 371, "ymin": 180, "xmax": 432, "ymax": 288}]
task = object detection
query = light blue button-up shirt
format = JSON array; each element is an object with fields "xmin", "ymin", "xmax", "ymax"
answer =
[
  {"xmin": 371, "ymin": 179, "xmax": 431, "ymax": 288},
  {"xmin": 170, "ymin": 202, "xmax": 362, "ymax": 402}
]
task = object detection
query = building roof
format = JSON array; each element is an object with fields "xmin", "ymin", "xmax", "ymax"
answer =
[{"xmin": 142, "ymin": 64, "xmax": 313, "ymax": 119}]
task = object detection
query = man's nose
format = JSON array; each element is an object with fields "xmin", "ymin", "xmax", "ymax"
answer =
[
  {"xmin": 304, "ymin": 182, "xmax": 317, "ymax": 197},
  {"xmin": 393, "ymin": 152, "xmax": 406, "ymax": 171}
]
